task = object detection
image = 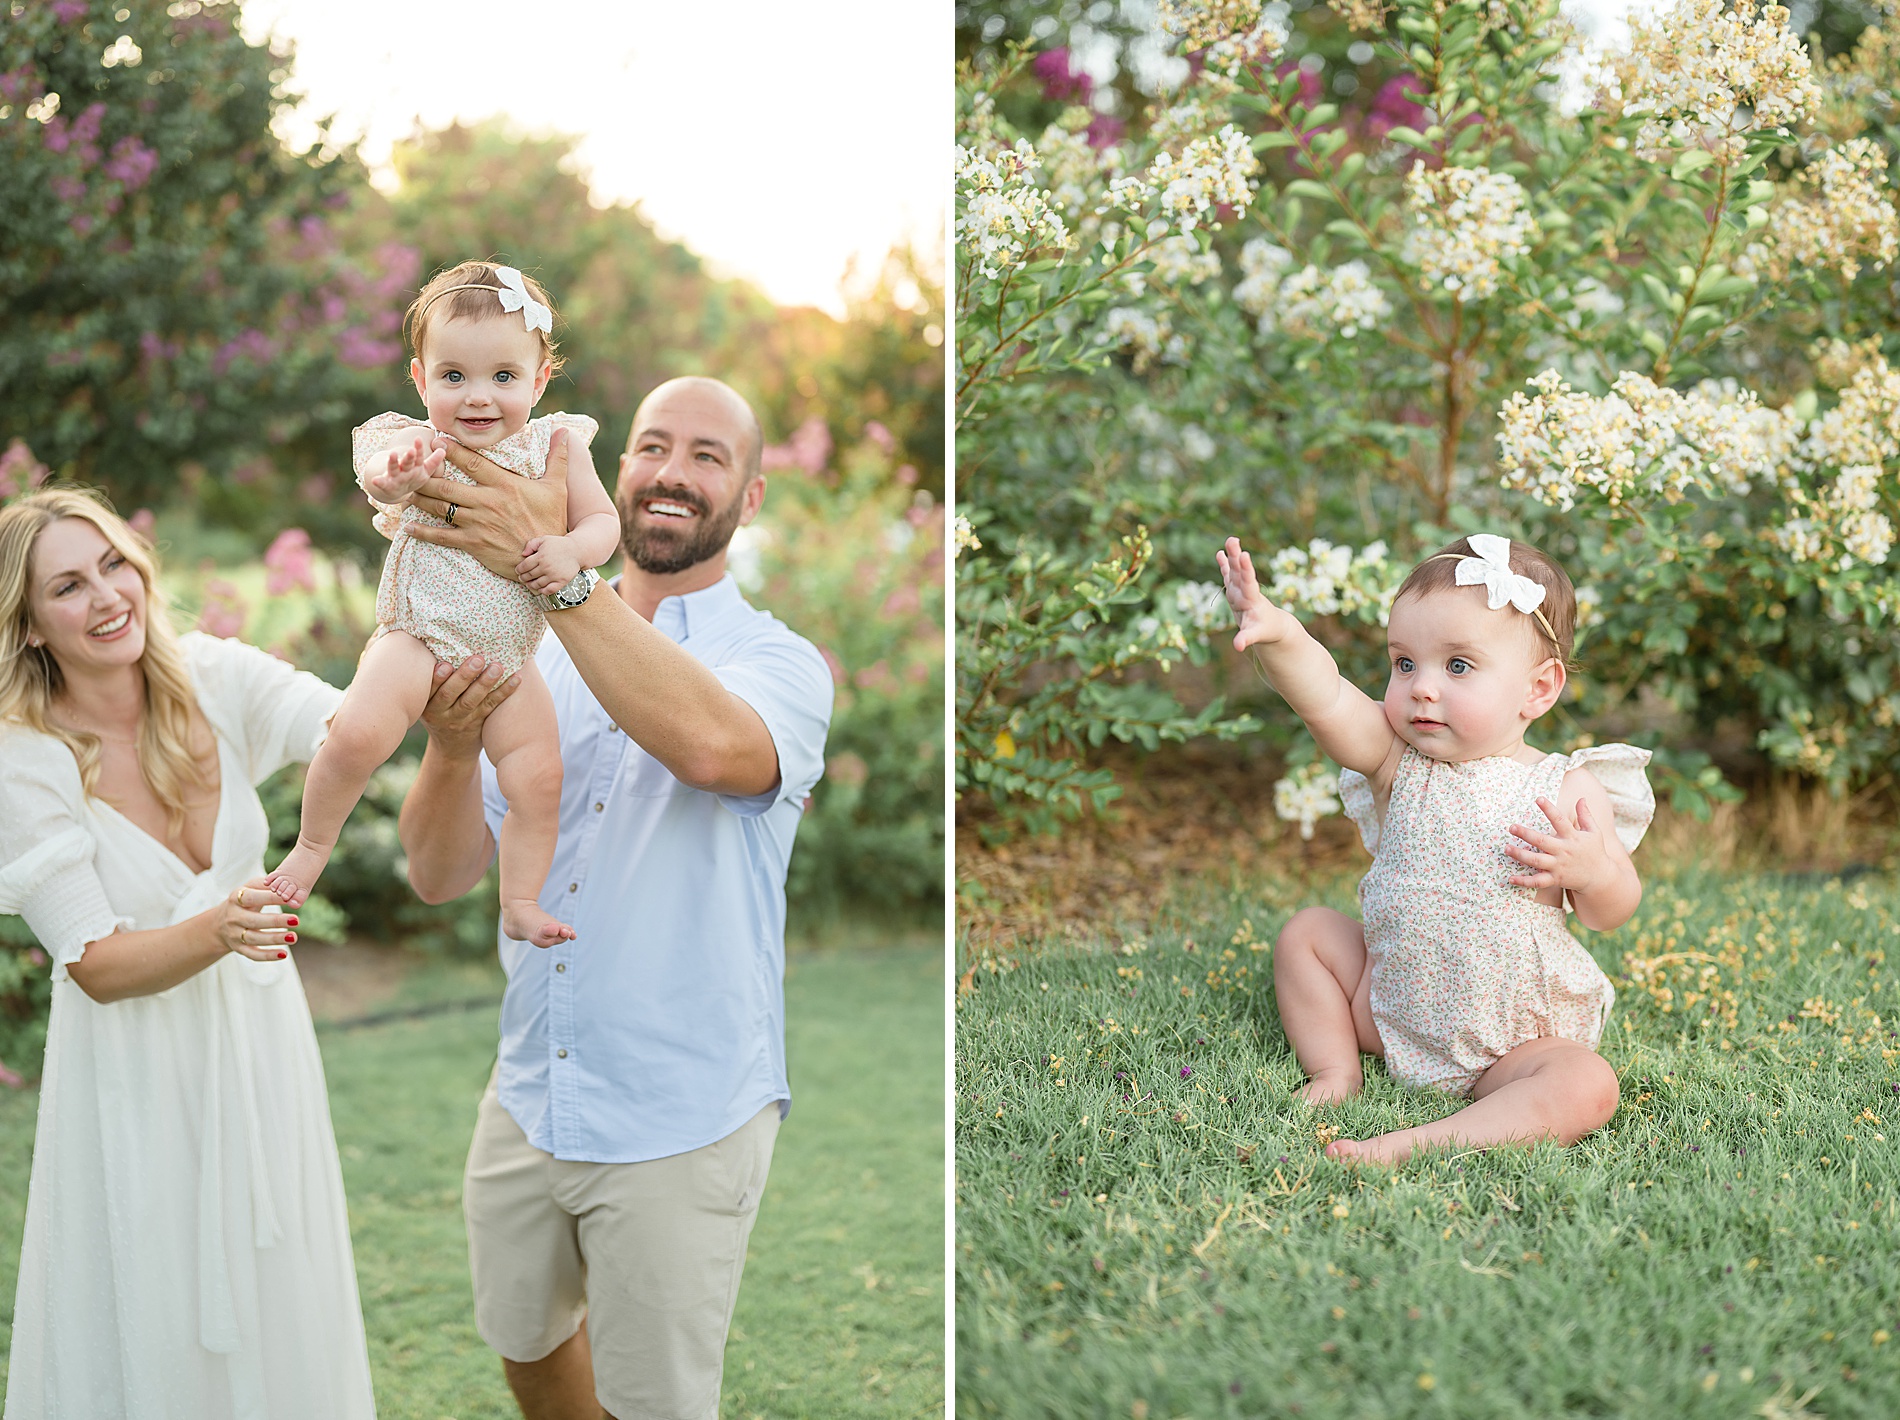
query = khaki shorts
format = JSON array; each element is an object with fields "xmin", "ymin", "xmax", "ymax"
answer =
[{"xmin": 463, "ymin": 1075, "xmax": 780, "ymax": 1420}]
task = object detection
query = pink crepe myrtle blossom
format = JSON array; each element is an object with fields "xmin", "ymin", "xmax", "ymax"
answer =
[
  {"xmin": 49, "ymin": 0, "xmax": 88, "ymax": 21},
  {"xmin": 264, "ymin": 528, "xmax": 316, "ymax": 595},
  {"xmin": 102, "ymin": 136, "xmax": 158, "ymax": 190},
  {"xmin": 0, "ymin": 441, "xmax": 50, "ymax": 499},
  {"xmin": 761, "ymin": 416, "xmax": 833, "ymax": 475},
  {"xmin": 825, "ymin": 751, "xmax": 870, "ymax": 788},
  {"xmin": 196, "ymin": 580, "xmax": 247, "ymax": 638},
  {"xmin": 336, "ymin": 326, "xmax": 399, "ymax": 369},
  {"xmin": 127, "ymin": 509, "xmax": 156, "ymax": 542},
  {"xmin": 864, "ymin": 420, "xmax": 897, "ymax": 454},
  {"xmin": 1034, "ymin": 47, "xmax": 1093, "ymax": 104}
]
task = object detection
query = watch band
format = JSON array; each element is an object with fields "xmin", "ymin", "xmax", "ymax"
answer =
[{"xmin": 534, "ymin": 566, "xmax": 599, "ymax": 613}]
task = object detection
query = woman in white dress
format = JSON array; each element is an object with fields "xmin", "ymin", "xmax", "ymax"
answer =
[{"xmin": 0, "ymin": 488, "xmax": 376, "ymax": 1419}]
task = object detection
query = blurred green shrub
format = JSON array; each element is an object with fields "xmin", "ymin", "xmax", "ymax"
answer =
[{"xmin": 749, "ymin": 433, "xmax": 945, "ymax": 927}]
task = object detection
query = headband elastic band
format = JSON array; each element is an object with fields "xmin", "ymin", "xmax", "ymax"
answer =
[{"xmin": 413, "ymin": 265, "xmax": 553, "ymax": 337}]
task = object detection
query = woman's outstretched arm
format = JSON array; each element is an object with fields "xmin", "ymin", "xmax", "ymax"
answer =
[{"xmin": 66, "ymin": 882, "xmax": 293, "ymax": 1004}]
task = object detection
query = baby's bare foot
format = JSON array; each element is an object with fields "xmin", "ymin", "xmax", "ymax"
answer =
[
  {"xmin": 502, "ymin": 900, "xmax": 577, "ymax": 949},
  {"xmin": 1295, "ymin": 1070, "xmax": 1363, "ymax": 1105},
  {"xmin": 1325, "ymin": 1128, "xmax": 1417, "ymax": 1166},
  {"xmin": 265, "ymin": 840, "xmax": 330, "ymax": 908}
]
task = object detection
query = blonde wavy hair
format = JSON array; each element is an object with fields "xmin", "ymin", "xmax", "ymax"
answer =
[{"xmin": 0, "ymin": 487, "xmax": 211, "ymax": 835}]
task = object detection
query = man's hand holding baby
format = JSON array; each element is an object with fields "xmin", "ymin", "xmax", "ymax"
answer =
[{"xmin": 364, "ymin": 431, "xmax": 446, "ymax": 505}]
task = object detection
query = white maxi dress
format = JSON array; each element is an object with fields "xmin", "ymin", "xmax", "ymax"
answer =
[{"xmin": 0, "ymin": 632, "xmax": 375, "ymax": 1420}]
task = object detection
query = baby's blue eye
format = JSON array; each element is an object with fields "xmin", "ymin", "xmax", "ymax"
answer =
[
  {"xmin": 495, "ymin": 371, "xmax": 513, "ymax": 383},
  {"xmin": 1448, "ymin": 657, "xmax": 1472, "ymax": 675},
  {"xmin": 1395, "ymin": 656, "xmax": 1414, "ymax": 674},
  {"xmin": 445, "ymin": 371, "xmax": 463, "ymax": 383}
]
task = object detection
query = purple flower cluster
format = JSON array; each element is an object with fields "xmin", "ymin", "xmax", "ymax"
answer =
[{"xmin": 1033, "ymin": 48, "xmax": 1092, "ymax": 104}]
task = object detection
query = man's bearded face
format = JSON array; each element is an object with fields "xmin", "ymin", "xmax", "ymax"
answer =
[{"xmin": 618, "ymin": 475, "xmax": 751, "ymax": 575}]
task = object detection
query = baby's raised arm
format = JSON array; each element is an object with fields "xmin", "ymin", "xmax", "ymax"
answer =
[
  {"xmin": 516, "ymin": 428, "xmax": 619, "ymax": 594},
  {"xmin": 1217, "ymin": 536, "xmax": 1399, "ymax": 778}
]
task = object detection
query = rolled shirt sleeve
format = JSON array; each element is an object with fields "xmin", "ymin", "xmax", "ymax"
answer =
[{"xmin": 713, "ymin": 635, "xmax": 835, "ymax": 817}]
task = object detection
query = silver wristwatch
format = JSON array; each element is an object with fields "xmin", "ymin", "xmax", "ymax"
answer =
[{"xmin": 534, "ymin": 566, "xmax": 599, "ymax": 612}]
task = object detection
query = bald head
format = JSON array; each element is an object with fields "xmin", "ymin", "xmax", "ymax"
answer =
[{"xmin": 629, "ymin": 376, "xmax": 763, "ymax": 482}]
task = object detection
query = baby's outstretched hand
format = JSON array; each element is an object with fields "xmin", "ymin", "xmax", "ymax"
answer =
[
  {"xmin": 364, "ymin": 432, "xmax": 444, "ymax": 504},
  {"xmin": 1507, "ymin": 796, "xmax": 1613, "ymax": 895},
  {"xmin": 517, "ymin": 534, "xmax": 582, "ymax": 594},
  {"xmin": 1215, "ymin": 536, "xmax": 1290, "ymax": 653}
]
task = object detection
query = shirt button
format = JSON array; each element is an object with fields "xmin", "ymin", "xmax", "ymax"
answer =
[
  {"xmin": 568, "ymin": 882, "xmax": 578, "ymax": 893},
  {"xmin": 593, "ymin": 802, "xmax": 604, "ymax": 813},
  {"xmin": 557, "ymin": 1048, "xmax": 568, "ymax": 1059},
  {"xmin": 555, "ymin": 962, "xmax": 566, "ymax": 973}
]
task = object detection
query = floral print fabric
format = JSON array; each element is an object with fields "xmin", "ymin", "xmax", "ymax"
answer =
[
  {"xmin": 352, "ymin": 410, "xmax": 598, "ymax": 673},
  {"xmin": 1339, "ymin": 745, "xmax": 1652, "ymax": 1095}
]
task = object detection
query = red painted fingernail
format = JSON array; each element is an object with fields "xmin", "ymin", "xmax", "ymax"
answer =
[
  {"xmin": 285, "ymin": 933, "xmax": 297, "ymax": 944},
  {"xmin": 285, "ymin": 917, "xmax": 298, "ymax": 927},
  {"xmin": 278, "ymin": 951, "xmax": 288, "ymax": 959}
]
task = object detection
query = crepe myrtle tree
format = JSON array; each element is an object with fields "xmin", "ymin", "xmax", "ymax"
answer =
[
  {"xmin": 956, "ymin": 0, "xmax": 1900, "ymax": 837},
  {"xmin": 0, "ymin": 0, "xmax": 401, "ymax": 523}
]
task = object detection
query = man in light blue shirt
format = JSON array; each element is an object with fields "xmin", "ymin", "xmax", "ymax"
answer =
[{"xmin": 397, "ymin": 377, "xmax": 833, "ymax": 1420}]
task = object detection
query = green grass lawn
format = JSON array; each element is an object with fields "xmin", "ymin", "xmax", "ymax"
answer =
[
  {"xmin": 0, "ymin": 943, "xmax": 943, "ymax": 1418},
  {"xmin": 957, "ymin": 868, "xmax": 1900, "ymax": 1419}
]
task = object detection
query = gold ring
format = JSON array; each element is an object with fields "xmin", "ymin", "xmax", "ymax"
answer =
[{"xmin": 445, "ymin": 502, "xmax": 459, "ymax": 527}]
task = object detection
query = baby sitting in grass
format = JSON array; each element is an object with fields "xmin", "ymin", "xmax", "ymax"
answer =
[{"xmin": 1217, "ymin": 532, "xmax": 1654, "ymax": 1163}]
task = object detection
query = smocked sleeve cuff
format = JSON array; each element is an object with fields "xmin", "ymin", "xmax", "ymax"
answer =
[
  {"xmin": 1565, "ymin": 743, "xmax": 1655, "ymax": 852},
  {"xmin": 0, "ymin": 827, "xmax": 132, "ymax": 982},
  {"xmin": 1336, "ymin": 767, "xmax": 1380, "ymax": 856}
]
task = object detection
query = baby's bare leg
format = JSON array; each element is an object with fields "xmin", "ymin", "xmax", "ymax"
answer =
[
  {"xmin": 1274, "ymin": 907, "xmax": 1382, "ymax": 1104},
  {"xmin": 267, "ymin": 631, "xmax": 436, "ymax": 906},
  {"xmin": 481, "ymin": 664, "xmax": 574, "ymax": 949},
  {"xmin": 1326, "ymin": 1037, "xmax": 1620, "ymax": 1165}
]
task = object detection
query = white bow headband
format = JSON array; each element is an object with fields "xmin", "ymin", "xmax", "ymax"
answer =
[
  {"xmin": 415, "ymin": 265, "xmax": 553, "ymax": 335},
  {"xmin": 1429, "ymin": 533, "xmax": 1562, "ymax": 651}
]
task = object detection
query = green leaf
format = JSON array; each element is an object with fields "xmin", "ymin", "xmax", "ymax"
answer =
[
  {"xmin": 1670, "ymin": 149, "xmax": 1716, "ymax": 180},
  {"xmin": 1282, "ymin": 178, "xmax": 1336, "ymax": 203},
  {"xmin": 1252, "ymin": 130, "xmax": 1299, "ymax": 151},
  {"xmin": 1385, "ymin": 125, "xmax": 1429, "ymax": 149}
]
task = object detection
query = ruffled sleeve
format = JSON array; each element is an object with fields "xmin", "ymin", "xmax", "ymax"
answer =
[
  {"xmin": 1336, "ymin": 767, "xmax": 1380, "ymax": 856},
  {"xmin": 0, "ymin": 731, "xmax": 133, "ymax": 981},
  {"xmin": 352, "ymin": 410, "xmax": 432, "ymax": 540},
  {"xmin": 183, "ymin": 632, "xmax": 345, "ymax": 786},
  {"xmin": 1564, "ymin": 743, "xmax": 1655, "ymax": 852}
]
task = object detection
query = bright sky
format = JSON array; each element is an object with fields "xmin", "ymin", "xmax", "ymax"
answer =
[{"xmin": 238, "ymin": 0, "xmax": 947, "ymax": 318}]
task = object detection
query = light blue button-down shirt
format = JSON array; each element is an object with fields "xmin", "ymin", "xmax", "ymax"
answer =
[{"xmin": 480, "ymin": 575, "xmax": 833, "ymax": 1163}]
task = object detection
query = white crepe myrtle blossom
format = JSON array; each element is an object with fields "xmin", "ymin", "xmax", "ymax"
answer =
[
  {"xmin": 1763, "ymin": 139, "xmax": 1900, "ymax": 282},
  {"xmin": 1100, "ymin": 307, "xmax": 1190, "ymax": 372},
  {"xmin": 1157, "ymin": 0, "xmax": 1290, "ymax": 83},
  {"xmin": 1180, "ymin": 423, "xmax": 1218, "ymax": 461},
  {"xmin": 1403, "ymin": 165, "xmax": 1536, "ymax": 301},
  {"xmin": 1275, "ymin": 761, "xmax": 1343, "ymax": 840},
  {"xmin": 1148, "ymin": 234, "xmax": 1223, "ymax": 287},
  {"xmin": 953, "ymin": 516, "xmax": 982, "ymax": 557},
  {"xmin": 1232, "ymin": 240, "xmax": 1392, "ymax": 340},
  {"xmin": 1169, "ymin": 579, "xmax": 1231, "ymax": 633},
  {"xmin": 1807, "ymin": 358, "xmax": 1900, "ymax": 471},
  {"xmin": 1600, "ymin": 0, "xmax": 1820, "ymax": 157},
  {"xmin": 1495, "ymin": 369, "xmax": 1799, "ymax": 509},
  {"xmin": 957, "ymin": 140, "xmax": 1071, "ymax": 279},
  {"xmin": 1107, "ymin": 125, "xmax": 1260, "ymax": 236},
  {"xmin": 1036, "ymin": 114, "xmax": 1122, "ymax": 224},
  {"xmin": 1267, "ymin": 538, "xmax": 1398, "ymax": 622}
]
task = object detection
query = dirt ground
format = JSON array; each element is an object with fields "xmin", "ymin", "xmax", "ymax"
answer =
[
  {"xmin": 956, "ymin": 744, "xmax": 1900, "ymax": 956},
  {"xmin": 292, "ymin": 937, "xmax": 420, "ymax": 1022}
]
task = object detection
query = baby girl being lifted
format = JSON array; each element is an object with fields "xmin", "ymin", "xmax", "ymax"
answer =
[
  {"xmin": 266, "ymin": 262, "xmax": 620, "ymax": 946},
  {"xmin": 1219, "ymin": 533, "xmax": 1655, "ymax": 1164}
]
